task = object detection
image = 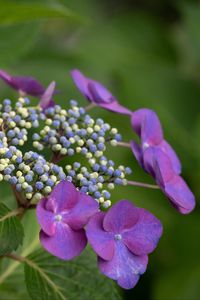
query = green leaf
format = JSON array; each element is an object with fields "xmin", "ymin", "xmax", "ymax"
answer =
[
  {"xmin": 0, "ymin": 203, "xmax": 24, "ymax": 255},
  {"xmin": 0, "ymin": 263, "xmax": 30, "ymax": 300},
  {"xmin": 0, "ymin": 3, "xmax": 79, "ymax": 26},
  {"xmin": 24, "ymin": 247, "xmax": 122, "ymax": 300},
  {"xmin": 0, "ymin": 23, "xmax": 39, "ymax": 65},
  {"xmin": 153, "ymin": 265, "xmax": 200, "ymax": 300}
]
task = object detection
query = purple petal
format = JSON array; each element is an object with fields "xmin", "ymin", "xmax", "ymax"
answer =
[
  {"xmin": 71, "ymin": 69, "xmax": 131, "ymax": 115},
  {"xmin": 98, "ymin": 242, "xmax": 148, "ymax": 289},
  {"xmin": 153, "ymin": 148, "xmax": 178, "ymax": 187},
  {"xmin": 142, "ymin": 146, "xmax": 157, "ymax": 176},
  {"xmin": 164, "ymin": 175, "xmax": 195, "ymax": 214},
  {"xmin": 64, "ymin": 192, "xmax": 99, "ymax": 230},
  {"xmin": 0, "ymin": 70, "xmax": 13, "ymax": 86},
  {"xmin": 40, "ymin": 223, "xmax": 87, "ymax": 260},
  {"xmin": 86, "ymin": 212, "xmax": 115, "ymax": 261},
  {"xmin": 123, "ymin": 208, "xmax": 163, "ymax": 256},
  {"xmin": 98, "ymin": 100, "xmax": 132, "ymax": 116},
  {"xmin": 39, "ymin": 81, "xmax": 55, "ymax": 110},
  {"xmin": 88, "ymin": 81, "xmax": 115, "ymax": 104},
  {"xmin": 160, "ymin": 140, "xmax": 181, "ymax": 174},
  {"xmin": 141, "ymin": 110, "xmax": 163, "ymax": 145},
  {"xmin": 130, "ymin": 140, "xmax": 144, "ymax": 167},
  {"xmin": 0, "ymin": 69, "xmax": 44, "ymax": 96},
  {"xmin": 36, "ymin": 198, "xmax": 55, "ymax": 236},
  {"xmin": 45, "ymin": 180, "xmax": 79, "ymax": 214},
  {"xmin": 103, "ymin": 200, "xmax": 139, "ymax": 233},
  {"xmin": 13, "ymin": 76, "xmax": 44, "ymax": 96},
  {"xmin": 154, "ymin": 150, "xmax": 195, "ymax": 214},
  {"xmin": 70, "ymin": 69, "xmax": 91, "ymax": 100}
]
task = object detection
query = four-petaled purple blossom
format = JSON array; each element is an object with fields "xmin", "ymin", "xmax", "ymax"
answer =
[
  {"xmin": 70, "ymin": 69, "xmax": 132, "ymax": 115},
  {"xmin": 86, "ymin": 200, "xmax": 162, "ymax": 289},
  {"xmin": 36, "ymin": 180, "xmax": 99, "ymax": 260},
  {"xmin": 130, "ymin": 108, "xmax": 195, "ymax": 214},
  {"xmin": 0, "ymin": 69, "xmax": 55, "ymax": 110}
]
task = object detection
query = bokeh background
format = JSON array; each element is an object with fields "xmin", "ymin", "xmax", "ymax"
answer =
[{"xmin": 0, "ymin": 0, "xmax": 200, "ymax": 299}]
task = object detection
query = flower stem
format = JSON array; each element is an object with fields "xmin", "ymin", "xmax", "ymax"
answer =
[
  {"xmin": 84, "ymin": 103, "xmax": 96, "ymax": 111},
  {"xmin": 117, "ymin": 141, "xmax": 131, "ymax": 148},
  {"xmin": 5, "ymin": 253, "xmax": 25, "ymax": 263},
  {"xmin": 127, "ymin": 180, "xmax": 159, "ymax": 189}
]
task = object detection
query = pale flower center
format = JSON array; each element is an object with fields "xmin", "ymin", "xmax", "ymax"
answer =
[
  {"xmin": 55, "ymin": 214, "xmax": 62, "ymax": 222},
  {"xmin": 114, "ymin": 234, "xmax": 122, "ymax": 241},
  {"xmin": 143, "ymin": 142, "xmax": 149, "ymax": 150}
]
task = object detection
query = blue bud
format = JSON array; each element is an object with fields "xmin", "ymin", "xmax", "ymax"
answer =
[
  {"xmin": 3, "ymin": 99, "xmax": 11, "ymax": 106},
  {"xmin": 35, "ymin": 181, "xmax": 44, "ymax": 190},
  {"xmin": 46, "ymin": 179, "xmax": 54, "ymax": 187},
  {"xmin": 16, "ymin": 184, "xmax": 22, "ymax": 191},
  {"xmin": 52, "ymin": 165, "xmax": 60, "ymax": 173},
  {"xmin": 7, "ymin": 130, "xmax": 15, "ymax": 138},
  {"xmin": 25, "ymin": 175, "xmax": 33, "ymax": 182},
  {"xmin": 114, "ymin": 169, "xmax": 121, "ymax": 177},
  {"xmin": 5, "ymin": 150, "xmax": 12, "ymax": 158},
  {"xmin": 4, "ymin": 167, "xmax": 12, "ymax": 175},
  {"xmin": 94, "ymin": 191, "xmax": 101, "ymax": 198},
  {"xmin": 125, "ymin": 167, "xmax": 132, "ymax": 174},
  {"xmin": 80, "ymin": 186, "xmax": 88, "ymax": 193},
  {"xmin": 16, "ymin": 156, "xmax": 23, "ymax": 164},
  {"xmin": 114, "ymin": 178, "xmax": 122, "ymax": 185},
  {"xmin": 9, "ymin": 176, "xmax": 17, "ymax": 185}
]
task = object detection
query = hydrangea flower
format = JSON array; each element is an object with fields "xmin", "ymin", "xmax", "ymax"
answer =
[
  {"xmin": 71, "ymin": 69, "xmax": 132, "ymax": 115},
  {"xmin": 36, "ymin": 180, "xmax": 99, "ymax": 260},
  {"xmin": 86, "ymin": 200, "xmax": 162, "ymax": 289},
  {"xmin": 131, "ymin": 108, "xmax": 181, "ymax": 174},
  {"xmin": 130, "ymin": 108, "xmax": 195, "ymax": 214},
  {"xmin": 0, "ymin": 69, "xmax": 44, "ymax": 97},
  {"xmin": 154, "ymin": 148, "xmax": 195, "ymax": 214}
]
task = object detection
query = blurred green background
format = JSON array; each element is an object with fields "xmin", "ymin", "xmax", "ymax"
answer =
[{"xmin": 0, "ymin": 0, "xmax": 200, "ymax": 299}]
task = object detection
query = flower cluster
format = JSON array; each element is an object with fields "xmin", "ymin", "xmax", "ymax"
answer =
[{"xmin": 0, "ymin": 68, "xmax": 195, "ymax": 290}]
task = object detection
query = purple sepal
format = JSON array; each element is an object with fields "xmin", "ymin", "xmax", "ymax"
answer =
[
  {"xmin": 40, "ymin": 226, "xmax": 87, "ymax": 260},
  {"xmin": 36, "ymin": 180, "xmax": 99, "ymax": 260},
  {"xmin": 98, "ymin": 243, "xmax": 148, "ymax": 289},
  {"xmin": 71, "ymin": 69, "xmax": 131, "ymax": 115},
  {"xmin": 0, "ymin": 69, "xmax": 44, "ymax": 96},
  {"xmin": 39, "ymin": 81, "xmax": 56, "ymax": 110},
  {"xmin": 86, "ymin": 200, "xmax": 162, "ymax": 289},
  {"xmin": 154, "ymin": 149, "xmax": 195, "ymax": 214}
]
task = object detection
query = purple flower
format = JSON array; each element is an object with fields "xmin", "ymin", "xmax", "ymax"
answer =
[
  {"xmin": 154, "ymin": 148, "xmax": 195, "ymax": 214},
  {"xmin": 70, "ymin": 69, "xmax": 131, "ymax": 115},
  {"xmin": 86, "ymin": 200, "xmax": 162, "ymax": 289},
  {"xmin": 131, "ymin": 109, "xmax": 181, "ymax": 175},
  {"xmin": 39, "ymin": 81, "xmax": 55, "ymax": 110},
  {"xmin": 0, "ymin": 69, "xmax": 44, "ymax": 97},
  {"xmin": 36, "ymin": 180, "xmax": 99, "ymax": 260},
  {"xmin": 130, "ymin": 109, "xmax": 195, "ymax": 214}
]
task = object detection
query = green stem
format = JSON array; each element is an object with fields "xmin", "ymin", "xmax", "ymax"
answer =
[
  {"xmin": 84, "ymin": 103, "xmax": 96, "ymax": 111},
  {"xmin": 0, "ymin": 235, "xmax": 39, "ymax": 284},
  {"xmin": 117, "ymin": 141, "xmax": 131, "ymax": 148},
  {"xmin": 127, "ymin": 180, "xmax": 159, "ymax": 189}
]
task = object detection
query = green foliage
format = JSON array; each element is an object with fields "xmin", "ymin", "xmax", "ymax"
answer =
[
  {"xmin": 0, "ymin": 203, "xmax": 24, "ymax": 255},
  {"xmin": 24, "ymin": 248, "xmax": 122, "ymax": 300},
  {"xmin": 0, "ymin": 2, "xmax": 78, "ymax": 26}
]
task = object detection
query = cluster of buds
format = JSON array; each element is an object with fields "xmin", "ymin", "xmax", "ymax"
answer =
[
  {"xmin": 0, "ymin": 68, "xmax": 195, "ymax": 290},
  {"xmin": 0, "ymin": 94, "xmax": 131, "ymax": 209}
]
